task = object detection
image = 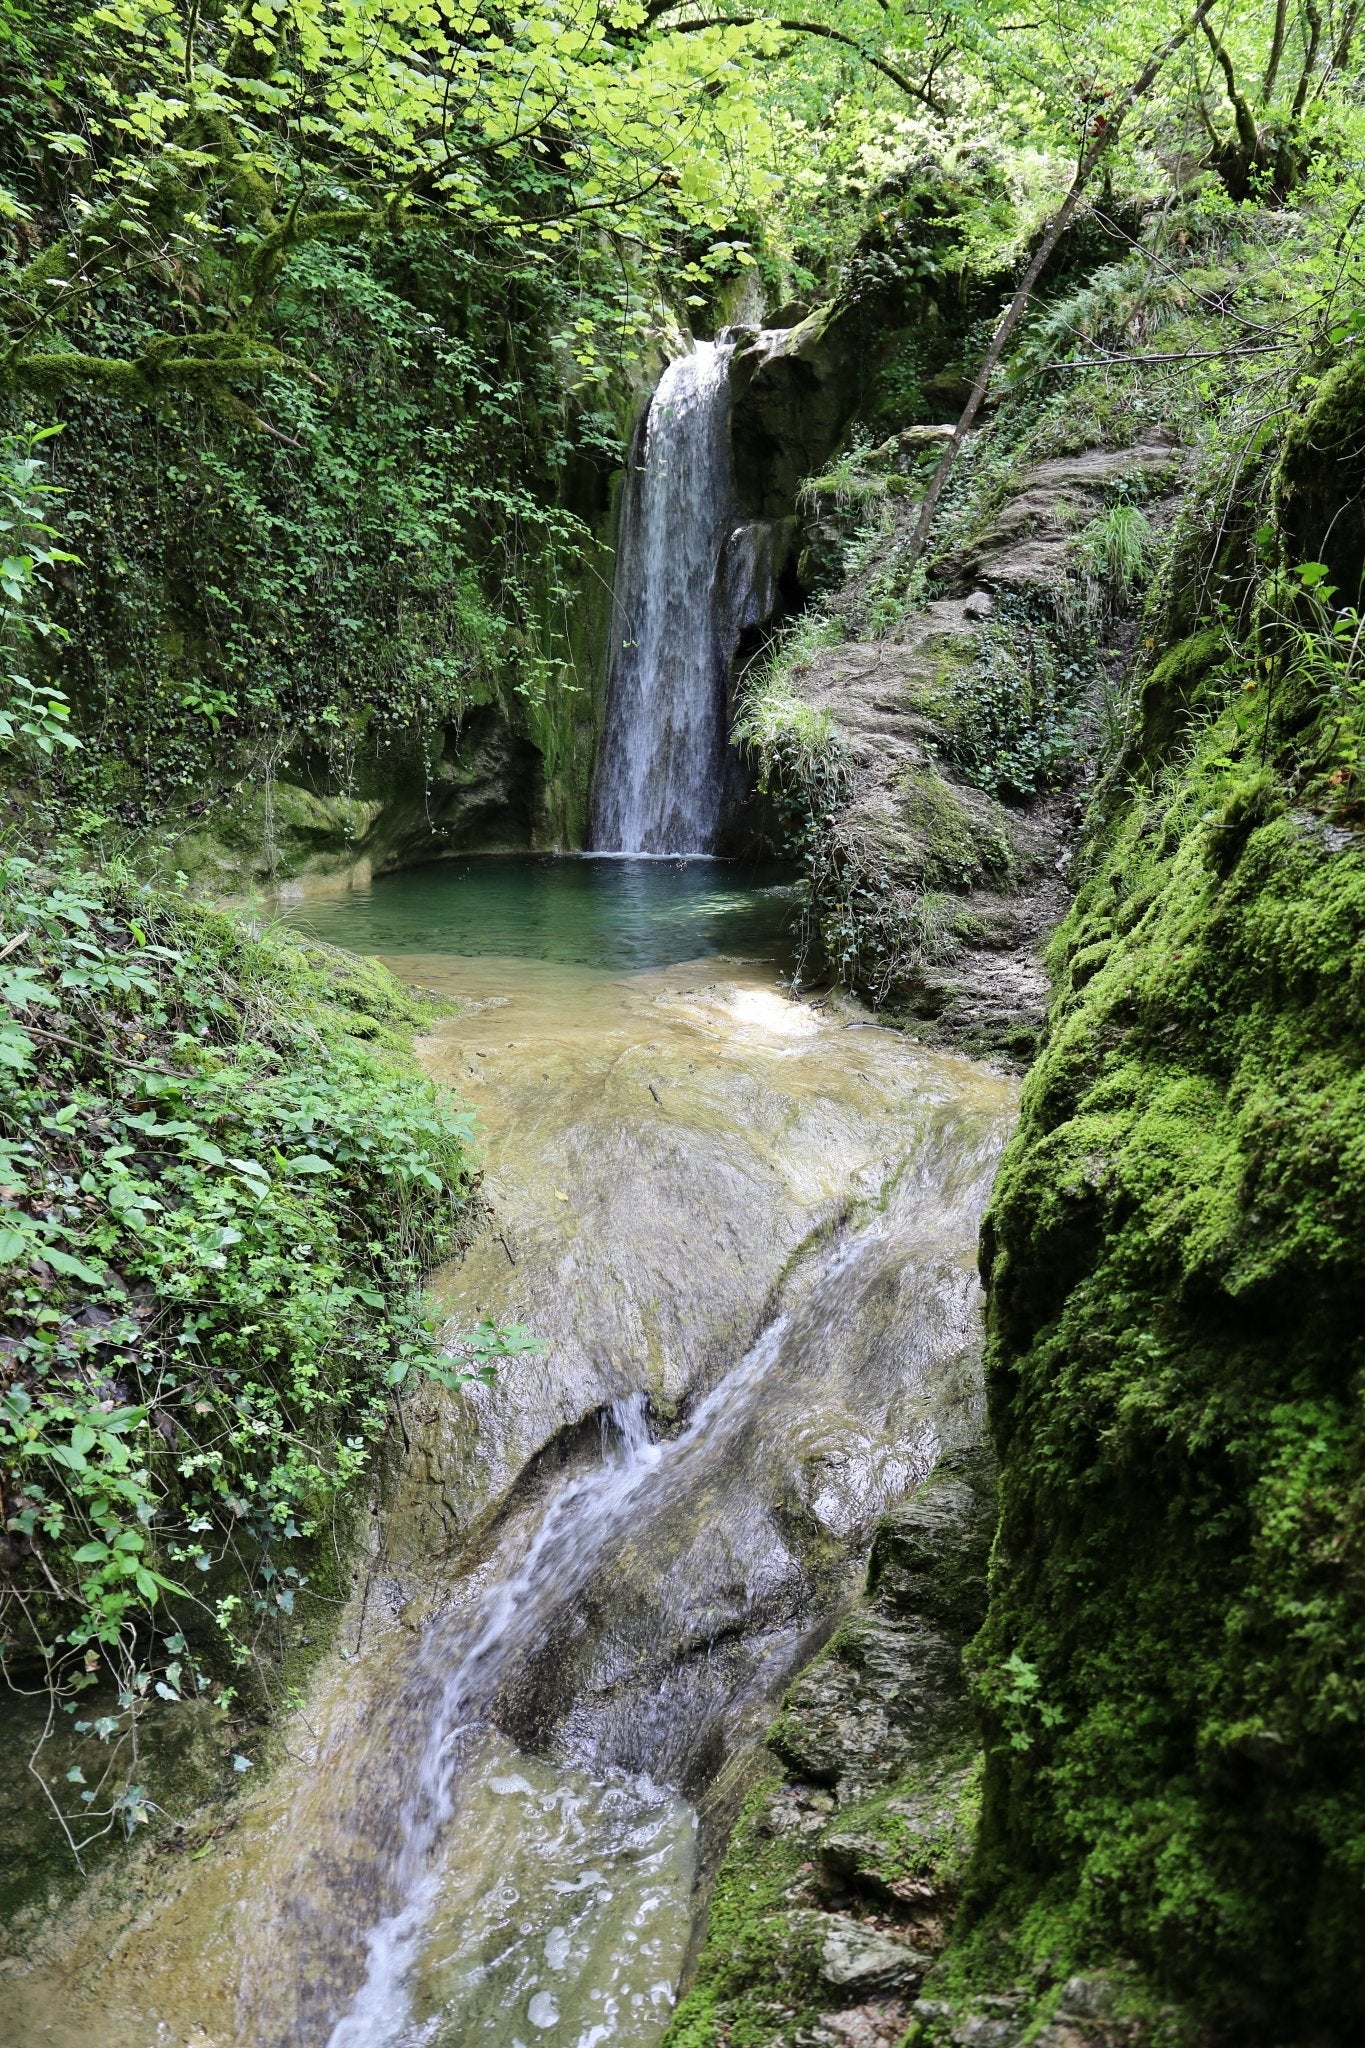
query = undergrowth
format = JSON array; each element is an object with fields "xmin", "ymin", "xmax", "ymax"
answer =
[
  {"xmin": 935, "ymin": 597, "xmax": 1096, "ymax": 801},
  {"xmin": 0, "ymin": 859, "xmax": 508, "ymax": 1852}
]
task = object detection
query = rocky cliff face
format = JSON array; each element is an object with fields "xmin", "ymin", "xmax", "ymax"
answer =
[
  {"xmin": 673, "ymin": 306, "xmax": 1365, "ymax": 2048},
  {"xmin": 963, "ymin": 348, "xmax": 1365, "ymax": 2043},
  {"xmin": 664, "ymin": 1452, "xmax": 995, "ymax": 2048},
  {"xmin": 743, "ymin": 390, "xmax": 1186, "ymax": 1061}
]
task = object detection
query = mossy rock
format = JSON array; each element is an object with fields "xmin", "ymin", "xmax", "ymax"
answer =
[
  {"xmin": 891, "ymin": 766, "xmax": 1014, "ymax": 892},
  {"xmin": 1136, "ymin": 626, "xmax": 1224, "ymax": 760},
  {"xmin": 969, "ymin": 631, "xmax": 1365, "ymax": 2036},
  {"xmin": 1274, "ymin": 346, "xmax": 1365, "ymax": 596}
]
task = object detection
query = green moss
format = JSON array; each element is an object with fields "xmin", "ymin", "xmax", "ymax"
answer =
[
  {"xmin": 1136, "ymin": 627, "xmax": 1224, "ymax": 758},
  {"xmin": 664, "ymin": 1776, "xmax": 825, "ymax": 2048},
  {"xmin": 963, "ymin": 460, "xmax": 1365, "ymax": 2034},
  {"xmin": 893, "ymin": 765, "xmax": 1013, "ymax": 890},
  {"xmin": 824, "ymin": 1758, "xmax": 981, "ymax": 1898}
]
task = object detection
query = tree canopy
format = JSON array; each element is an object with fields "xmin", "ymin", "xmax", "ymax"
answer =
[{"xmin": 2, "ymin": 0, "xmax": 1362, "ymax": 404}]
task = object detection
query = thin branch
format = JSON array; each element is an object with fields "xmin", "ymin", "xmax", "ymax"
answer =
[
  {"xmin": 1292, "ymin": 0, "xmax": 1323, "ymax": 117},
  {"xmin": 1039, "ymin": 342, "xmax": 1289, "ymax": 368},
  {"xmin": 1091, "ymin": 206, "xmax": 1295, "ymax": 340},
  {"xmin": 904, "ymin": 0, "xmax": 1218, "ymax": 577},
  {"xmin": 1311, "ymin": 0, "xmax": 1364, "ymax": 100},
  {"xmin": 647, "ymin": 8, "xmax": 948, "ymax": 109},
  {"xmin": 1201, "ymin": 13, "xmax": 1261, "ymax": 161}
]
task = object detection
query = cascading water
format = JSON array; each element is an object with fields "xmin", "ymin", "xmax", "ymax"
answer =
[
  {"xmin": 3, "ymin": 937, "xmax": 1018, "ymax": 2048},
  {"xmin": 263, "ymin": 1112, "xmax": 1003, "ymax": 2048},
  {"xmin": 591, "ymin": 342, "xmax": 736, "ymax": 856},
  {"xmin": 325, "ymin": 1395, "xmax": 663, "ymax": 2048}
]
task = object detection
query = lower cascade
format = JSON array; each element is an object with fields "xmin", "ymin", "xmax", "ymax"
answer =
[
  {"xmin": 3, "ymin": 874, "xmax": 1015, "ymax": 2048},
  {"xmin": 240, "ymin": 980, "xmax": 1009, "ymax": 2048},
  {"xmin": 590, "ymin": 341, "xmax": 736, "ymax": 856}
]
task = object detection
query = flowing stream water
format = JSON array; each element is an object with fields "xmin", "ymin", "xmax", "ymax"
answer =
[
  {"xmin": 591, "ymin": 342, "xmax": 736, "ymax": 854},
  {"xmin": 2, "ymin": 862, "xmax": 1017, "ymax": 2048},
  {"xmin": 3, "ymin": 347, "xmax": 1017, "ymax": 2047}
]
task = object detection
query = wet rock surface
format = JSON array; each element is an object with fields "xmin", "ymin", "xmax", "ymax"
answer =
[
  {"xmin": 662, "ymin": 1449, "xmax": 996, "ymax": 2048},
  {"xmin": 663, "ymin": 1444, "xmax": 1174, "ymax": 2048},
  {"xmin": 1, "ymin": 959, "xmax": 1014, "ymax": 2048},
  {"xmin": 784, "ymin": 432, "xmax": 1187, "ymax": 1059}
]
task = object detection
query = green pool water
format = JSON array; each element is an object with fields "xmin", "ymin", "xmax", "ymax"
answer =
[{"xmin": 282, "ymin": 854, "xmax": 798, "ymax": 973}]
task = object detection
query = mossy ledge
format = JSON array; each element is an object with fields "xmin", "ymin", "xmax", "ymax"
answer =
[{"xmin": 956, "ymin": 351, "xmax": 1365, "ymax": 2040}]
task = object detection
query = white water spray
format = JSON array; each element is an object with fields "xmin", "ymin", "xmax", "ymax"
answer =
[
  {"xmin": 591, "ymin": 342, "xmax": 736, "ymax": 855},
  {"xmin": 323, "ymin": 1317, "xmax": 816, "ymax": 2048},
  {"xmin": 325, "ymin": 1395, "xmax": 661, "ymax": 2048}
]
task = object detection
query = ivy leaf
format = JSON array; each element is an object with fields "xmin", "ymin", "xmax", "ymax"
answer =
[{"xmin": 0, "ymin": 1223, "xmax": 33, "ymax": 1261}]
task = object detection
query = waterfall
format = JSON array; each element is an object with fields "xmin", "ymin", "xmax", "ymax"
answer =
[
  {"xmin": 591, "ymin": 342, "xmax": 736, "ymax": 856},
  {"xmin": 325, "ymin": 1394, "xmax": 663, "ymax": 2048}
]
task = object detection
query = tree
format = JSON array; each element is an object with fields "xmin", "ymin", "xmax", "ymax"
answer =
[
  {"xmin": 1189, "ymin": 0, "xmax": 1364, "ymax": 199},
  {"xmin": 0, "ymin": 0, "xmax": 766, "ymax": 404}
]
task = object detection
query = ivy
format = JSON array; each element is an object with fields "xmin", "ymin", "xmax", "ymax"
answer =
[{"xmin": 0, "ymin": 852, "xmax": 498, "ymax": 1848}]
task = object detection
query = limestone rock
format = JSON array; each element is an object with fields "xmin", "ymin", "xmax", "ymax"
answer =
[
  {"xmin": 784, "ymin": 1909, "xmax": 929, "ymax": 1991},
  {"xmin": 777, "ymin": 428, "xmax": 1188, "ymax": 1054}
]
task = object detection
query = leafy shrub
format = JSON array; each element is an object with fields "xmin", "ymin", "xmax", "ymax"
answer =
[
  {"xmin": 0, "ymin": 422, "xmax": 79, "ymax": 763},
  {"xmin": 937, "ymin": 605, "xmax": 1091, "ymax": 800},
  {"xmin": 0, "ymin": 857, "xmax": 491, "ymax": 1846}
]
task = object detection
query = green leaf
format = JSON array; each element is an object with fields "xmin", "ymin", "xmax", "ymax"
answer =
[{"xmin": 44, "ymin": 1246, "xmax": 107, "ymax": 1284}]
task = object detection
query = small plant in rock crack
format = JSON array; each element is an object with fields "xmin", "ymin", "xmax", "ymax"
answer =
[
  {"xmin": 1076, "ymin": 503, "xmax": 1158, "ymax": 612},
  {"xmin": 734, "ymin": 629, "xmax": 851, "ymax": 860},
  {"xmin": 938, "ymin": 612, "xmax": 1089, "ymax": 800}
]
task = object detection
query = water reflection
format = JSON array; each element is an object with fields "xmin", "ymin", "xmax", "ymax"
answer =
[{"xmin": 281, "ymin": 855, "xmax": 797, "ymax": 974}]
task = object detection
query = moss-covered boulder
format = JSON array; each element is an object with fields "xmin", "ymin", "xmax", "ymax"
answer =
[{"xmin": 962, "ymin": 352, "xmax": 1365, "ymax": 2041}]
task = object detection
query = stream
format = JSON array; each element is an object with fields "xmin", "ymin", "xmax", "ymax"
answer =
[{"xmin": 4, "ymin": 854, "xmax": 1015, "ymax": 2048}]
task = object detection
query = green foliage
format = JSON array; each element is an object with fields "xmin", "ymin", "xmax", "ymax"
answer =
[
  {"xmin": 1009, "ymin": 256, "xmax": 1195, "ymax": 379},
  {"xmin": 0, "ymin": 854, "xmax": 483, "ymax": 1846},
  {"xmin": 937, "ymin": 601, "xmax": 1093, "ymax": 801},
  {"xmin": 965, "ymin": 376, "xmax": 1365, "ymax": 2035},
  {"xmin": 0, "ymin": 421, "xmax": 78, "ymax": 761},
  {"xmin": 36, "ymin": 237, "xmax": 601, "ymax": 822},
  {"xmin": 1076, "ymin": 502, "xmax": 1158, "ymax": 608},
  {"xmin": 734, "ymin": 615, "xmax": 850, "ymax": 860}
]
